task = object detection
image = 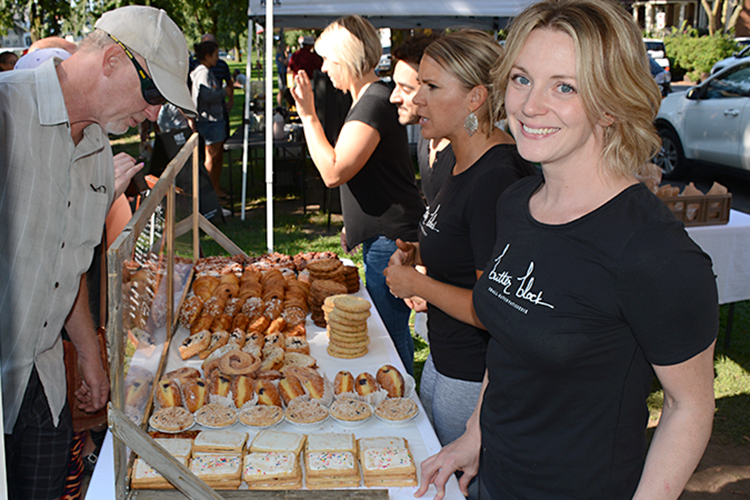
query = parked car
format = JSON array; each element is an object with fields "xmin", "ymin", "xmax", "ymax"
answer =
[
  {"xmin": 711, "ymin": 43, "xmax": 750, "ymax": 74},
  {"xmin": 644, "ymin": 38, "xmax": 669, "ymax": 71},
  {"xmin": 648, "ymin": 55, "xmax": 671, "ymax": 97},
  {"xmin": 654, "ymin": 60, "xmax": 750, "ymax": 179}
]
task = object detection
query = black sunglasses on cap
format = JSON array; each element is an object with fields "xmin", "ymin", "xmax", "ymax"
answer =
[{"xmin": 107, "ymin": 33, "xmax": 166, "ymax": 106}]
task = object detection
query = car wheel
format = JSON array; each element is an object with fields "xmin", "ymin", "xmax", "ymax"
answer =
[{"xmin": 655, "ymin": 127, "xmax": 687, "ymax": 179}]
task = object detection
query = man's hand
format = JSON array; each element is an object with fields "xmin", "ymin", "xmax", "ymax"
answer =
[
  {"xmin": 74, "ymin": 353, "xmax": 110, "ymax": 412},
  {"xmin": 113, "ymin": 152, "xmax": 144, "ymax": 199}
]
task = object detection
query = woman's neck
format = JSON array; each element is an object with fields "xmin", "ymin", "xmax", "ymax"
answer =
[
  {"xmin": 450, "ymin": 127, "xmax": 514, "ymax": 176},
  {"xmin": 531, "ymin": 162, "xmax": 637, "ymax": 224},
  {"xmin": 349, "ymin": 71, "xmax": 379, "ymax": 103}
]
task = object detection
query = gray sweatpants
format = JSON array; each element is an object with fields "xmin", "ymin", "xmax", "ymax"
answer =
[{"xmin": 420, "ymin": 354, "xmax": 483, "ymax": 500}]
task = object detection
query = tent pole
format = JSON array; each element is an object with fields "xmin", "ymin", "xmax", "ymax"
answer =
[
  {"xmin": 265, "ymin": 0, "xmax": 274, "ymax": 252},
  {"xmin": 241, "ymin": 14, "xmax": 253, "ymax": 221}
]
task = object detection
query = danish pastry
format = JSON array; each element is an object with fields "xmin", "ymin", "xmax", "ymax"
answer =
[
  {"xmin": 255, "ymin": 379, "xmax": 282, "ymax": 407},
  {"xmin": 182, "ymin": 378, "xmax": 208, "ymax": 413},
  {"xmin": 376, "ymin": 364, "xmax": 405, "ymax": 398},
  {"xmin": 192, "ymin": 275, "xmax": 220, "ymax": 301},
  {"xmin": 199, "ymin": 330, "xmax": 229, "ymax": 360},
  {"xmin": 179, "ymin": 330, "xmax": 211, "ymax": 360},
  {"xmin": 231, "ymin": 375, "xmax": 256, "ymax": 408},
  {"xmin": 218, "ymin": 350, "xmax": 261, "ymax": 376},
  {"xmin": 178, "ymin": 295, "xmax": 204, "ymax": 329},
  {"xmin": 209, "ymin": 371, "xmax": 232, "ymax": 398},
  {"xmin": 278, "ymin": 375, "xmax": 306, "ymax": 405},
  {"xmin": 155, "ymin": 379, "xmax": 182, "ymax": 408},
  {"xmin": 334, "ymin": 371, "xmax": 355, "ymax": 396},
  {"xmin": 164, "ymin": 367, "xmax": 201, "ymax": 384},
  {"xmin": 190, "ymin": 313, "xmax": 214, "ymax": 336},
  {"xmin": 355, "ymin": 373, "xmax": 380, "ymax": 397}
]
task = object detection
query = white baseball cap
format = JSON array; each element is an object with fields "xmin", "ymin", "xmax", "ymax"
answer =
[{"xmin": 95, "ymin": 5, "xmax": 196, "ymax": 115}]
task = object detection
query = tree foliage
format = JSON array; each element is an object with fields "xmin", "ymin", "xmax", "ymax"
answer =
[
  {"xmin": 700, "ymin": 0, "xmax": 743, "ymax": 36},
  {"xmin": 0, "ymin": 0, "xmax": 250, "ymax": 51},
  {"xmin": 664, "ymin": 24, "xmax": 739, "ymax": 81}
]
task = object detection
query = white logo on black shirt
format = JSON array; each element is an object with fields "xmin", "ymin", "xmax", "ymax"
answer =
[
  {"xmin": 487, "ymin": 243, "xmax": 555, "ymax": 310},
  {"xmin": 420, "ymin": 204, "xmax": 441, "ymax": 236}
]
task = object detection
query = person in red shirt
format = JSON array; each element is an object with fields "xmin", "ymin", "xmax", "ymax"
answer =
[{"xmin": 287, "ymin": 35, "xmax": 322, "ymax": 81}]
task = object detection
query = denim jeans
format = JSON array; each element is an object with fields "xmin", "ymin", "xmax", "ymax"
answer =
[{"xmin": 362, "ymin": 235, "xmax": 414, "ymax": 375}]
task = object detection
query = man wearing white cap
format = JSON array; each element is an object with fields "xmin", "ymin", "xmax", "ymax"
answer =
[{"xmin": 0, "ymin": 6, "xmax": 194, "ymax": 498}]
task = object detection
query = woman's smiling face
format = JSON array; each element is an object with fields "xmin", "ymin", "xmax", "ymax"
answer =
[{"xmin": 504, "ymin": 28, "xmax": 602, "ymax": 170}]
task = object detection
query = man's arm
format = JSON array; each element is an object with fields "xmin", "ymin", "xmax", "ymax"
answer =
[{"xmin": 65, "ymin": 274, "xmax": 109, "ymax": 412}]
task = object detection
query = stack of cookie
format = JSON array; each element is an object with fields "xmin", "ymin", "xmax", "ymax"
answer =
[
  {"xmin": 305, "ymin": 258, "xmax": 345, "ymax": 283},
  {"xmin": 325, "ymin": 295, "xmax": 371, "ymax": 359},
  {"xmin": 308, "ymin": 279, "xmax": 348, "ymax": 327},
  {"xmin": 343, "ymin": 265, "xmax": 360, "ymax": 293}
]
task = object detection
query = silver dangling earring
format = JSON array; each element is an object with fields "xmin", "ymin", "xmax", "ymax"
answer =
[{"xmin": 464, "ymin": 112, "xmax": 478, "ymax": 137}]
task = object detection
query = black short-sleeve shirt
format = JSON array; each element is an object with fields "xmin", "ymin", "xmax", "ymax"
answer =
[
  {"xmin": 419, "ymin": 144, "xmax": 536, "ymax": 381},
  {"xmin": 417, "ymin": 134, "xmax": 455, "ymax": 206},
  {"xmin": 473, "ymin": 176, "xmax": 718, "ymax": 498},
  {"xmin": 340, "ymin": 81, "xmax": 425, "ymax": 248}
]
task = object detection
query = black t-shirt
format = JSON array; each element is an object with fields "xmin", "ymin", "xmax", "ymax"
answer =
[
  {"xmin": 473, "ymin": 176, "xmax": 718, "ymax": 499},
  {"xmin": 419, "ymin": 144, "xmax": 536, "ymax": 382},
  {"xmin": 339, "ymin": 81, "xmax": 425, "ymax": 248},
  {"xmin": 417, "ymin": 134, "xmax": 455, "ymax": 206}
]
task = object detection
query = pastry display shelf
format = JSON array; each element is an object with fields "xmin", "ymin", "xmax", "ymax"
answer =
[{"xmin": 97, "ymin": 132, "xmax": 462, "ymax": 499}]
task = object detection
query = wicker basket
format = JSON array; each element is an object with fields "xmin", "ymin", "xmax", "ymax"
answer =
[{"xmin": 660, "ymin": 193, "xmax": 731, "ymax": 226}]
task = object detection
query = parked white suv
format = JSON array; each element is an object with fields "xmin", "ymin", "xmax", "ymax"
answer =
[{"xmin": 654, "ymin": 60, "xmax": 750, "ymax": 179}]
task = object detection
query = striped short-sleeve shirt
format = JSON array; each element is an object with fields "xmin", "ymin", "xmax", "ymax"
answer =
[{"xmin": 0, "ymin": 58, "xmax": 114, "ymax": 429}]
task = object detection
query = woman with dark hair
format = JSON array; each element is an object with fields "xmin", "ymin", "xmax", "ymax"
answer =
[{"xmin": 190, "ymin": 40, "xmax": 231, "ymax": 195}]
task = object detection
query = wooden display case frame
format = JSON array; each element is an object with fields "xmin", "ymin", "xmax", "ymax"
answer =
[{"xmin": 104, "ymin": 133, "xmax": 384, "ymax": 500}]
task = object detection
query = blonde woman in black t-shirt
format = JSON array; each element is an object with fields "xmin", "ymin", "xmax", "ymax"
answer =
[
  {"xmin": 416, "ymin": 2, "xmax": 718, "ymax": 500},
  {"xmin": 290, "ymin": 15, "xmax": 424, "ymax": 374}
]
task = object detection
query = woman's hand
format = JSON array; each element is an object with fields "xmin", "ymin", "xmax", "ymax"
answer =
[
  {"xmin": 404, "ymin": 296, "xmax": 428, "ymax": 312},
  {"xmin": 415, "ymin": 427, "xmax": 482, "ymax": 500},
  {"xmin": 383, "ymin": 261, "xmax": 421, "ymax": 299},
  {"xmin": 290, "ymin": 70, "xmax": 315, "ymax": 119},
  {"xmin": 388, "ymin": 238, "xmax": 419, "ymax": 267}
]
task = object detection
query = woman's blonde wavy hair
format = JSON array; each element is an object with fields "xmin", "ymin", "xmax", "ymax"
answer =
[
  {"xmin": 424, "ymin": 29, "xmax": 504, "ymax": 138},
  {"xmin": 491, "ymin": 0, "xmax": 662, "ymax": 177}
]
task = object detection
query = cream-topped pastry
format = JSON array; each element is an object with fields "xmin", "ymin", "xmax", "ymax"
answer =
[
  {"xmin": 362, "ymin": 447, "xmax": 414, "ymax": 471},
  {"xmin": 243, "ymin": 451, "xmax": 296, "ymax": 479},
  {"xmin": 306, "ymin": 451, "xmax": 355, "ymax": 471},
  {"xmin": 249, "ymin": 430, "xmax": 305, "ymax": 454},
  {"xmin": 189, "ymin": 454, "xmax": 241, "ymax": 479},
  {"xmin": 306, "ymin": 432, "xmax": 355, "ymax": 453},
  {"xmin": 358, "ymin": 436, "xmax": 406, "ymax": 451}
]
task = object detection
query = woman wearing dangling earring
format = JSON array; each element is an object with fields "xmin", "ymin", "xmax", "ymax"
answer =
[{"xmin": 384, "ymin": 29, "xmax": 537, "ymax": 499}]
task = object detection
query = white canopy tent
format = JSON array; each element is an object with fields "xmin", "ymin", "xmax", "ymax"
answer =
[{"xmin": 239, "ymin": 0, "xmax": 537, "ymax": 251}]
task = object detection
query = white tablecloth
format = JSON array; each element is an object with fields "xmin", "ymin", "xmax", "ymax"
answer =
[
  {"xmin": 686, "ymin": 209, "xmax": 750, "ymax": 305},
  {"xmin": 87, "ymin": 285, "xmax": 462, "ymax": 499}
]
